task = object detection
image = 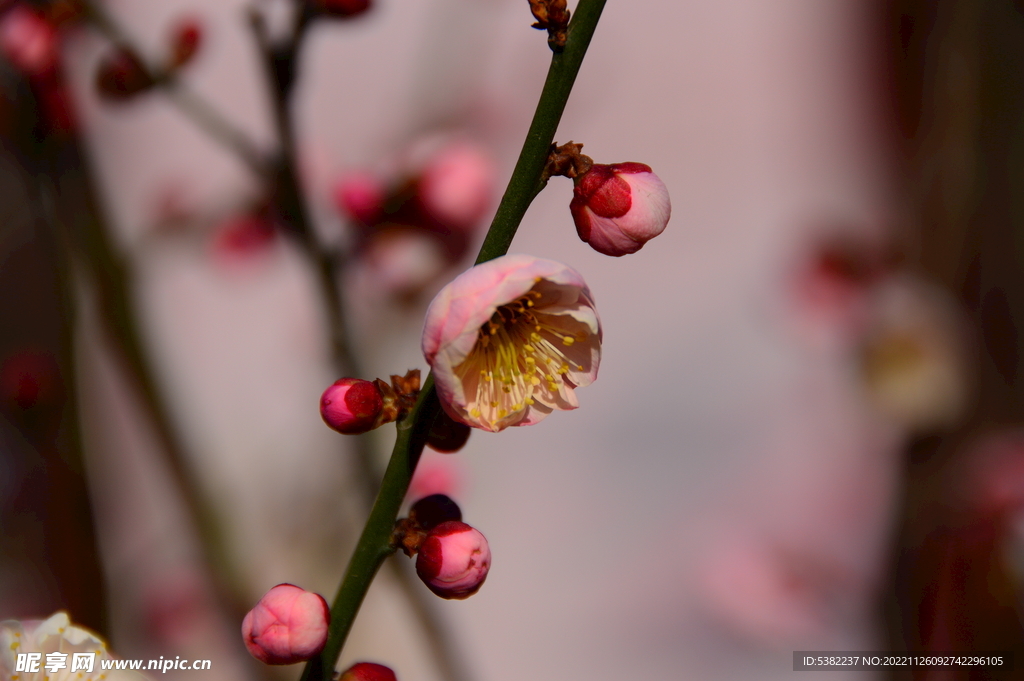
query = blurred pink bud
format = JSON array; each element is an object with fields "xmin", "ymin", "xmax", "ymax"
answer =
[
  {"xmin": 340, "ymin": 662, "xmax": 398, "ymax": 681},
  {"xmin": 422, "ymin": 254, "xmax": 601, "ymax": 432},
  {"xmin": 311, "ymin": 0, "xmax": 372, "ymax": 18},
  {"xmin": 406, "ymin": 455, "xmax": 462, "ymax": 505},
  {"xmin": 0, "ymin": 5, "xmax": 57, "ymax": 77},
  {"xmin": 418, "ymin": 142, "xmax": 495, "ymax": 231},
  {"xmin": 320, "ymin": 378, "xmax": 384, "ymax": 434},
  {"xmin": 169, "ymin": 17, "xmax": 202, "ymax": 69},
  {"xmin": 570, "ymin": 162, "xmax": 670, "ymax": 256},
  {"xmin": 790, "ymin": 237, "xmax": 887, "ymax": 345},
  {"xmin": 242, "ymin": 584, "xmax": 329, "ymax": 665},
  {"xmin": 333, "ymin": 171, "xmax": 385, "ymax": 226},
  {"xmin": 211, "ymin": 213, "xmax": 277, "ymax": 264},
  {"xmin": 415, "ymin": 520, "xmax": 490, "ymax": 599}
]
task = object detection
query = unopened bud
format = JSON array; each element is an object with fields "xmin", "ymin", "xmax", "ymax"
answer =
[
  {"xmin": 241, "ymin": 584, "xmax": 329, "ymax": 665},
  {"xmin": 0, "ymin": 5, "xmax": 58, "ymax": 77},
  {"xmin": 340, "ymin": 662, "xmax": 398, "ymax": 681},
  {"xmin": 415, "ymin": 520, "xmax": 490, "ymax": 599},
  {"xmin": 426, "ymin": 408, "xmax": 471, "ymax": 453},
  {"xmin": 409, "ymin": 494, "xmax": 462, "ymax": 531},
  {"xmin": 570, "ymin": 162, "xmax": 670, "ymax": 257},
  {"xmin": 320, "ymin": 378, "xmax": 384, "ymax": 434},
  {"xmin": 310, "ymin": 0, "xmax": 371, "ymax": 18},
  {"xmin": 417, "ymin": 142, "xmax": 494, "ymax": 232},
  {"xmin": 333, "ymin": 171, "xmax": 385, "ymax": 227},
  {"xmin": 169, "ymin": 18, "xmax": 202, "ymax": 69},
  {"xmin": 96, "ymin": 48, "xmax": 154, "ymax": 100}
]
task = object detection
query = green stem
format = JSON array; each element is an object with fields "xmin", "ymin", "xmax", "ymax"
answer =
[
  {"xmin": 301, "ymin": 2, "xmax": 608, "ymax": 678},
  {"xmin": 475, "ymin": 0, "xmax": 608, "ymax": 264},
  {"xmin": 301, "ymin": 379, "xmax": 440, "ymax": 681}
]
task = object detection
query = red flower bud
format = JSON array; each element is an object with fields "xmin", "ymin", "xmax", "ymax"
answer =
[
  {"xmin": 340, "ymin": 662, "xmax": 398, "ymax": 681},
  {"xmin": 169, "ymin": 18, "xmax": 202, "ymax": 69},
  {"xmin": 570, "ymin": 162, "xmax": 670, "ymax": 256},
  {"xmin": 241, "ymin": 584, "xmax": 329, "ymax": 665},
  {"xmin": 320, "ymin": 378, "xmax": 384, "ymax": 434},
  {"xmin": 0, "ymin": 5, "xmax": 58, "ymax": 77},
  {"xmin": 415, "ymin": 520, "xmax": 490, "ymax": 599}
]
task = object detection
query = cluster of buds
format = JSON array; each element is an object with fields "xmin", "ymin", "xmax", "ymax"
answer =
[
  {"xmin": 394, "ymin": 494, "xmax": 491, "ymax": 599},
  {"xmin": 546, "ymin": 142, "xmax": 671, "ymax": 257},
  {"xmin": 96, "ymin": 16, "xmax": 203, "ymax": 102},
  {"xmin": 333, "ymin": 139, "xmax": 495, "ymax": 298},
  {"xmin": 242, "ymin": 584, "xmax": 330, "ymax": 665},
  {"xmin": 320, "ymin": 370, "xmax": 423, "ymax": 435}
]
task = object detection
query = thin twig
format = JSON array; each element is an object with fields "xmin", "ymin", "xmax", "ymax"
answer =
[
  {"xmin": 300, "ymin": 2, "xmax": 609, "ymax": 678},
  {"xmin": 81, "ymin": 0, "xmax": 272, "ymax": 178}
]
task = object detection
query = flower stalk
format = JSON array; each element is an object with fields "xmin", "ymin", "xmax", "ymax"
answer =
[
  {"xmin": 475, "ymin": 0, "xmax": 608, "ymax": 265},
  {"xmin": 300, "ymin": 1, "xmax": 608, "ymax": 677}
]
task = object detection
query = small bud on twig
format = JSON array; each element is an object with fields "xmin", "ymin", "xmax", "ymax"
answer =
[{"xmin": 528, "ymin": 0, "xmax": 570, "ymax": 52}]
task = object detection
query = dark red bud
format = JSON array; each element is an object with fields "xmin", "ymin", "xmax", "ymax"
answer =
[
  {"xmin": 96, "ymin": 48, "xmax": 154, "ymax": 101},
  {"xmin": 409, "ymin": 494, "xmax": 462, "ymax": 531}
]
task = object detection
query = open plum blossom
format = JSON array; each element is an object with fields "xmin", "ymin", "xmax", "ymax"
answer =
[
  {"xmin": 570, "ymin": 162, "xmax": 670, "ymax": 256},
  {"xmin": 0, "ymin": 612, "xmax": 147, "ymax": 680},
  {"xmin": 422, "ymin": 254, "xmax": 601, "ymax": 432}
]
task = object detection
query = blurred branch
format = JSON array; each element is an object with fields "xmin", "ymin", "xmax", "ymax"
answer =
[
  {"xmin": 46, "ymin": 143, "xmax": 262, "ymax": 656},
  {"xmin": 81, "ymin": 0, "xmax": 273, "ymax": 178},
  {"xmin": 247, "ymin": 9, "xmax": 479, "ymax": 681},
  {"xmin": 302, "ymin": 2, "xmax": 609, "ymax": 678}
]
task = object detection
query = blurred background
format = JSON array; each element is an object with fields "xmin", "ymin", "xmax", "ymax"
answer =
[{"xmin": 2, "ymin": 0, "xmax": 1024, "ymax": 679}]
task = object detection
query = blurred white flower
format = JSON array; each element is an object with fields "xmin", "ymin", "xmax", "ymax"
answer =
[{"xmin": 0, "ymin": 612, "xmax": 148, "ymax": 680}]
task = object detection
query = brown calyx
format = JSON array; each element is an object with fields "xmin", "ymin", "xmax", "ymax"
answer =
[
  {"xmin": 528, "ymin": 0, "xmax": 570, "ymax": 52},
  {"xmin": 373, "ymin": 369, "xmax": 421, "ymax": 425},
  {"xmin": 542, "ymin": 141, "xmax": 593, "ymax": 183}
]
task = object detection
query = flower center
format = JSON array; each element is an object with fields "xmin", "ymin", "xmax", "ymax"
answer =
[{"xmin": 457, "ymin": 287, "xmax": 589, "ymax": 424}]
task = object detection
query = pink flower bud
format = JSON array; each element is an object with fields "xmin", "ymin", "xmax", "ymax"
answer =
[
  {"xmin": 569, "ymin": 162, "xmax": 670, "ymax": 256},
  {"xmin": 320, "ymin": 378, "xmax": 384, "ymax": 434},
  {"xmin": 406, "ymin": 454, "xmax": 462, "ymax": 503},
  {"xmin": 418, "ymin": 142, "xmax": 495, "ymax": 231},
  {"xmin": 333, "ymin": 171, "xmax": 385, "ymax": 226},
  {"xmin": 210, "ymin": 213, "xmax": 277, "ymax": 266},
  {"xmin": 415, "ymin": 520, "xmax": 490, "ymax": 599},
  {"xmin": 0, "ymin": 5, "xmax": 58, "ymax": 77},
  {"xmin": 340, "ymin": 662, "xmax": 398, "ymax": 681},
  {"xmin": 241, "ymin": 584, "xmax": 329, "ymax": 665}
]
